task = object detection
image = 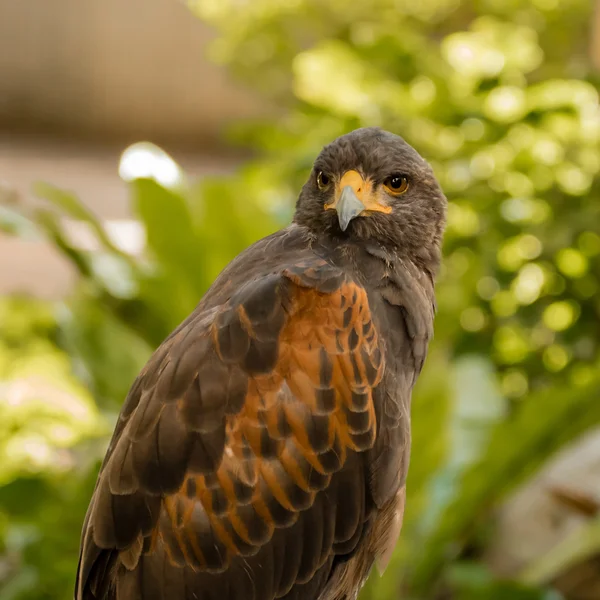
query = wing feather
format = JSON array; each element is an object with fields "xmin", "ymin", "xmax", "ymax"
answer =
[{"xmin": 77, "ymin": 258, "xmax": 385, "ymax": 600}]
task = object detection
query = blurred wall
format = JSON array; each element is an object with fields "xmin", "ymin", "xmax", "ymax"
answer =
[
  {"xmin": 0, "ymin": 0, "xmax": 263, "ymax": 146},
  {"xmin": 0, "ymin": 0, "xmax": 263, "ymax": 297}
]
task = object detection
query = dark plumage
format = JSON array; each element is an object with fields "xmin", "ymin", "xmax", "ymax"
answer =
[{"xmin": 75, "ymin": 127, "xmax": 447, "ymax": 600}]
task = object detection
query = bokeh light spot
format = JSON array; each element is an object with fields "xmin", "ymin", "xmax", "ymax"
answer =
[
  {"xmin": 119, "ymin": 143, "xmax": 183, "ymax": 187},
  {"xmin": 503, "ymin": 172, "xmax": 535, "ymax": 197},
  {"xmin": 542, "ymin": 301, "xmax": 579, "ymax": 331},
  {"xmin": 500, "ymin": 197, "xmax": 551, "ymax": 224},
  {"xmin": 501, "ymin": 369, "xmax": 529, "ymax": 398},
  {"xmin": 470, "ymin": 152, "xmax": 495, "ymax": 179},
  {"xmin": 460, "ymin": 306, "xmax": 487, "ymax": 332},
  {"xmin": 484, "ymin": 87, "xmax": 527, "ymax": 123},
  {"xmin": 491, "ymin": 291, "xmax": 518, "ymax": 317},
  {"xmin": 447, "ymin": 203, "xmax": 480, "ymax": 236},
  {"xmin": 410, "ymin": 76, "xmax": 437, "ymax": 105},
  {"xmin": 543, "ymin": 344, "xmax": 570, "ymax": 371},
  {"xmin": 555, "ymin": 248, "xmax": 588, "ymax": 278},
  {"xmin": 578, "ymin": 231, "xmax": 600, "ymax": 256},
  {"xmin": 570, "ymin": 364, "xmax": 595, "ymax": 387},
  {"xmin": 494, "ymin": 326, "xmax": 530, "ymax": 363},
  {"xmin": 531, "ymin": 138, "xmax": 564, "ymax": 165},
  {"xmin": 461, "ymin": 118, "xmax": 486, "ymax": 141},
  {"xmin": 477, "ymin": 276, "xmax": 500, "ymax": 300},
  {"xmin": 512, "ymin": 263, "xmax": 545, "ymax": 305},
  {"xmin": 556, "ymin": 164, "xmax": 592, "ymax": 195}
]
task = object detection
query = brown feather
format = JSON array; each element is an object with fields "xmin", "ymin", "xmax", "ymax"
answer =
[{"xmin": 77, "ymin": 256, "xmax": 385, "ymax": 600}]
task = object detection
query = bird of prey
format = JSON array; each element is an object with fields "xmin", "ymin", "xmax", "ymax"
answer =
[{"xmin": 76, "ymin": 127, "xmax": 447, "ymax": 600}]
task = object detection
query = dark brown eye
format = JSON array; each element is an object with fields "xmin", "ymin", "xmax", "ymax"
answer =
[
  {"xmin": 383, "ymin": 174, "xmax": 409, "ymax": 195},
  {"xmin": 316, "ymin": 171, "xmax": 331, "ymax": 189}
]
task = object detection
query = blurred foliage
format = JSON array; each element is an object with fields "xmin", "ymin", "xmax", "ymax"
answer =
[
  {"xmin": 0, "ymin": 168, "xmax": 283, "ymax": 600},
  {"xmin": 2, "ymin": 0, "xmax": 600, "ymax": 598}
]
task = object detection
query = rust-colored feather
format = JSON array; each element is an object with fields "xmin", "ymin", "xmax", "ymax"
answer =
[{"xmin": 77, "ymin": 256, "xmax": 385, "ymax": 600}]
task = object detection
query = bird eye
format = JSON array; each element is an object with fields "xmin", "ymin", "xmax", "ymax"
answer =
[
  {"xmin": 383, "ymin": 174, "xmax": 409, "ymax": 195},
  {"xmin": 316, "ymin": 171, "xmax": 331, "ymax": 190}
]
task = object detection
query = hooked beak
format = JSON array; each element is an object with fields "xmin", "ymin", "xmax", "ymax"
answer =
[
  {"xmin": 324, "ymin": 169, "xmax": 391, "ymax": 231},
  {"xmin": 336, "ymin": 186, "xmax": 366, "ymax": 231}
]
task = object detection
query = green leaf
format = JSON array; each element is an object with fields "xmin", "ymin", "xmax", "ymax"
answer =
[
  {"xmin": 131, "ymin": 179, "xmax": 205, "ymax": 295},
  {"xmin": 33, "ymin": 182, "xmax": 133, "ymax": 262},
  {"xmin": 0, "ymin": 478, "xmax": 50, "ymax": 517},
  {"xmin": 0, "ymin": 206, "xmax": 40, "ymax": 239},
  {"xmin": 57, "ymin": 295, "xmax": 152, "ymax": 408},
  {"xmin": 418, "ymin": 355, "xmax": 506, "ymax": 537},
  {"xmin": 32, "ymin": 208, "xmax": 92, "ymax": 278},
  {"xmin": 194, "ymin": 178, "xmax": 279, "ymax": 282},
  {"xmin": 448, "ymin": 562, "xmax": 562, "ymax": 600}
]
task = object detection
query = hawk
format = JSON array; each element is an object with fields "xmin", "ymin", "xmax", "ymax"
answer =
[{"xmin": 76, "ymin": 127, "xmax": 447, "ymax": 600}]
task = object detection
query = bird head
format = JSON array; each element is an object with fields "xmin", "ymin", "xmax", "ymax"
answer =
[{"xmin": 294, "ymin": 127, "xmax": 447, "ymax": 265}]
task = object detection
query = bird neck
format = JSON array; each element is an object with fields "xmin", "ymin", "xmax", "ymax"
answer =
[{"xmin": 311, "ymin": 233, "xmax": 438, "ymax": 289}]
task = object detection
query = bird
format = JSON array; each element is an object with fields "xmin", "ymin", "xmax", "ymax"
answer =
[{"xmin": 75, "ymin": 127, "xmax": 447, "ymax": 600}]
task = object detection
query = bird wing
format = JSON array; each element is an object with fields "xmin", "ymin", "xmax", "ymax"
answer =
[{"xmin": 76, "ymin": 257, "xmax": 386, "ymax": 600}]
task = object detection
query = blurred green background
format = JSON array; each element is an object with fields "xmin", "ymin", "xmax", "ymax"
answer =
[{"xmin": 1, "ymin": 0, "xmax": 600, "ymax": 599}]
